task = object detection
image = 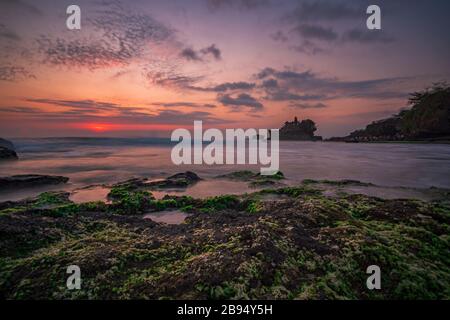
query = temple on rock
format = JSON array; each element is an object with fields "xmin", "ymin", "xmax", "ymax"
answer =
[{"xmin": 279, "ymin": 117, "xmax": 322, "ymax": 141}]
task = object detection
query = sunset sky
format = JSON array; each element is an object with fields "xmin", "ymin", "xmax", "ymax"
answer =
[{"xmin": 1, "ymin": 0, "xmax": 449, "ymax": 138}]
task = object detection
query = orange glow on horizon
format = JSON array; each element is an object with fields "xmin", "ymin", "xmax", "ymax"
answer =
[{"xmin": 73, "ymin": 122, "xmax": 187, "ymax": 132}]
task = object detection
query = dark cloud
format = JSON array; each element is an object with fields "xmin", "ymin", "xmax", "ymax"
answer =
[
  {"xmin": 256, "ymin": 67, "xmax": 412, "ymax": 101},
  {"xmin": 180, "ymin": 48, "xmax": 202, "ymax": 61},
  {"xmin": 152, "ymin": 102, "xmax": 217, "ymax": 109},
  {"xmin": 91, "ymin": 1, "xmax": 174, "ymax": 55},
  {"xmin": 0, "ymin": 0, "xmax": 43, "ymax": 16},
  {"xmin": 0, "ymin": 24, "xmax": 20, "ymax": 41},
  {"xmin": 261, "ymin": 78, "xmax": 278, "ymax": 88},
  {"xmin": 218, "ymin": 93, "xmax": 263, "ymax": 110},
  {"xmin": 342, "ymin": 29, "xmax": 395, "ymax": 43},
  {"xmin": 26, "ymin": 98, "xmax": 153, "ymax": 119},
  {"xmin": 146, "ymin": 70, "xmax": 203, "ymax": 89},
  {"xmin": 291, "ymin": 40, "xmax": 327, "ymax": 55},
  {"xmin": 266, "ymin": 91, "xmax": 326, "ymax": 102},
  {"xmin": 190, "ymin": 81, "xmax": 256, "ymax": 92},
  {"xmin": 283, "ymin": 1, "xmax": 394, "ymax": 55},
  {"xmin": 206, "ymin": 0, "xmax": 269, "ymax": 11},
  {"xmin": 0, "ymin": 106, "xmax": 41, "ymax": 113},
  {"xmin": 8, "ymin": 98, "xmax": 228, "ymax": 125},
  {"xmin": 179, "ymin": 44, "xmax": 222, "ymax": 62},
  {"xmin": 289, "ymin": 102, "xmax": 328, "ymax": 109},
  {"xmin": 0, "ymin": 65, "xmax": 35, "ymax": 81},
  {"xmin": 36, "ymin": 36, "xmax": 131, "ymax": 70},
  {"xmin": 200, "ymin": 44, "xmax": 222, "ymax": 60},
  {"xmin": 289, "ymin": 1, "xmax": 361, "ymax": 22},
  {"xmin": 37, "ymin": 1, "xmax": 175, "ymax": 70},
  {"xmin": 294, "ymin": 24, "xmax": 338, "ymax": 41},
  {"xmin": 271, "ymin": 31, "xmax": 288, "ymax": 42}
]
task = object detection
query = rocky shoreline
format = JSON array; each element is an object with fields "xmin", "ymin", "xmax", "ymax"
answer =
[
  {"xmin": 0, "ymin": 171, "xmax": 448, "ymax": 300},
  {"xmin": 328, "ymin": 83, "xmax": 450, "ymax": 143}
]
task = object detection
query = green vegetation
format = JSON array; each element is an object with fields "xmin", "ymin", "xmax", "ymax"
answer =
[
  {"xmin": 108, "ymin": 186, "xmax": 154, "ymax": 215},
  {"xmin": 200, "ymin": 195, "xmax": 241, "ymax": 213},
  {"xmin": 302, "ymin": 179, "xmax": 373, "ymax": 187},
  {"xmin": 0, "ymin": 177, "xmax": 449, "ymax": 300}
]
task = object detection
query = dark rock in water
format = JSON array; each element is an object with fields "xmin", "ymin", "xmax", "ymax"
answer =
[
  {"xmin": 0, "ymin": 175, "xmax": 69, "ymax": 190},
  {"xmin": 217, "ymin": 170, "xmax": 286, "ymax": 188},
  {"xmin": 0, "ymin": 138, "xmax": 18, "ymax": 160},
  {"xmin": 0, "ymin": 147, "xmax": 18, "ymax": 160},
  {"xmin": 0, "ymin": 138, "xmax": 15, "ymax": 151},
  {"xmin": 146, "ymin": 171, "xmax": 201, "ymax": 189},
  {"xmin": 279, "ymin": 117, "xmax": 322, "ymax": 141}
]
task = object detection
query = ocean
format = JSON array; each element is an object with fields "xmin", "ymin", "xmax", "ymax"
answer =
[{"xmin": 0, "ymin": 137, "xmax": 449, "ymax": 202}]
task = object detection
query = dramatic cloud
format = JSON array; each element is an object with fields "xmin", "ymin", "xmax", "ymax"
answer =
[
  {"xmin": 0, "ymin": 23, "xmax": 20, "ymax": 41},
  {"xmin": 0, "ymin": 65, "xmax": 35, "ymax": 81},
  {"xmin": 0, "ymin": 106, "xmax": 42, "ymax": 113},
  {"xmin": 180, "ymin": 44, "xmax": 222, "ymax": 62},
  {"xmin": 146, "ymin": 70, "xmax": 203, "ymax": 90},
  {"xmin": 200, "ymin": 44, "xmax": 222, "ymax": 60},
  {"xmin": 37, "ymin": 1, "xmax": 175, "ymax": 69},
  {"xmin": 206, "ymin": 0, "xmax": 269, "ymax": 11},
  {"xmin": 266, "ymin": 91, "xmax": 326, "ymax": 102},
  {"xmin": 152, "ymin": 102, "xmax": 217, "ymax": 109},
  {"xmin": 190, "ymin": 81, "xmax": 256, "ymax": 92},
  {"xmin": 0, "ymin": 0, "xmax": 42, "ymax": 16},
  {"xmin": 91, "ymin": 1, "xmax": 174, "ymax": 55},
  {"xmin": 289, "ymin": 102, "xmax": 328, "ymax": 109},
  {"xmin": 218, "ymin": 93, "xmax": 263, "ymax": 110},
  {"xmin": 281, "ymin": 1, "xmax": 394, "ymax": 55},
  {"xmin": 288, "ymin": 1, "xmax": 361, "ymax": 22},
  {"xmin": 294, "ymin": 24, "xmax": 338, "ymax": 41},
  {"xmin": 271, "ymin": 31, "xmax": 288, "ymax": 43},
  {"xmin": 180, "ymin": 48, "xmax": 202, "ymax": 61},
  {"xmin": 36, "ymin": 36, "xmax": 131, "ymax": 70},
  {"xmin": 256, "ymin": 67, "xmax": 411, "ymax": 101},
  {"xmin": 291, "ymin": 40, "xmax": 327, "ymax": 55},
  {"xmin": 342, "ymin": 29, "xmax": 395, "ymax": 43},
  {"xmin": 7, "ymin": 98, "xmax": 228, "ymax": 126}
]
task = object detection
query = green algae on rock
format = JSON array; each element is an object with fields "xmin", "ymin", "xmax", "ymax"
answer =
[{"xmin": 0, "ymin": 174, "xmax": 449, "ymax": 300}]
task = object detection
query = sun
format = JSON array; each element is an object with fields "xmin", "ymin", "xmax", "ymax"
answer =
[{"xmin": 91, "ymin": 125, "xmax": 107, "ymax": 132}]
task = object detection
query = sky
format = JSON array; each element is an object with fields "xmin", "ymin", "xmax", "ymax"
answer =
[{"xmin": 0, "ymin": 0, "xmax": 449, "ymax": 138}]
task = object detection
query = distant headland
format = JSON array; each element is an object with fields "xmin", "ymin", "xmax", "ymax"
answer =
[{"xmin": 328, "ymin": 82, "xmax": 450, "ymax": 143}]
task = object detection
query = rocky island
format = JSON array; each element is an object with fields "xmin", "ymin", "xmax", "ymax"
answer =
[{"xmin": 279, "ymin": 117, "xmax": 322, "ymax": 141}]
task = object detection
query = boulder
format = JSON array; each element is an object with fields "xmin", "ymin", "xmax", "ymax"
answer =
[
  {"xmin": 0, "ymin": 147, "xmax": 18, "ymax": 160},
  {"xmin": 0, "ymin": 138, "xmax": 15, "ymax": 151},
  {"xmin": 0, "ymin": 175, "xmax": 69, "ymax": 190},
  {"xmin": 145, "ymin": 171, "xmax": 201, "ymax": 189}
]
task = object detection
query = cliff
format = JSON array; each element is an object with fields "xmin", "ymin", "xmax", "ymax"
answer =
[{"xmin": 329, "ymin": 83, "xmax": 450, "ymax": 142}]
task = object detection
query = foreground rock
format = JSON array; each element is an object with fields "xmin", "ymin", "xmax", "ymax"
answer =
[
  {"xmin": 0, "ymin": 147, "xmax": 18, "ymax": 160},
  {"xmin": 0, "ymin": 175, "xmax": 69, "ymax": 190},
  {"xmin": 144, "ymin": 171, "xmax": 201, "ymax": 189},
  {"xmin": 0, "ymin": 138, "xmax": 18, "ymax": 161},
  {"xmin": 217, "ymin": 170, "xmax": 286, "ymax": 188},
  {"xmin": 0, "ymin": 176, "xmax": 448, "ymax": 300},
  {"xmin": 0, "ymin": 138, "xmax": 15, "ymax": 151}
]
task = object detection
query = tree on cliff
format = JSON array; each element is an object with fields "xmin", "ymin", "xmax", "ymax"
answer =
[{"xmin": 401, "ymin": 82, "xmax": 450, "ymax": 139}]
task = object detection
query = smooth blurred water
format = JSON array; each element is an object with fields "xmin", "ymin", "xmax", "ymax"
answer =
[{"xmin": 0, "ymin": 138, "xmax": 449, "ymax": 201}]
